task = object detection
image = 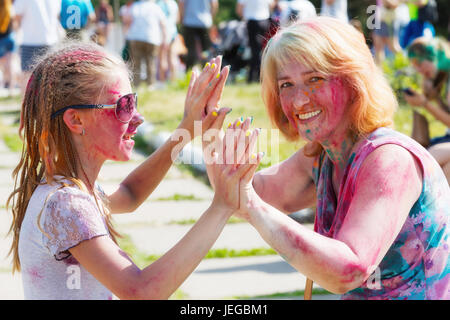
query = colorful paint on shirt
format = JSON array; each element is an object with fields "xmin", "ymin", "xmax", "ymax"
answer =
[{"xmin": 312, "ymin": 127, "xmax": 449, "ymax": 299}]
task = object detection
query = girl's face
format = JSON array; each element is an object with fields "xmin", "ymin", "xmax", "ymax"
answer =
[
  {"xmin": 82, "ymin": 73, "xmax": 143, "ymax": 162},
  {"xmin": 277, "ymin": 60, "xmax": 353, "ymax": 143},
  {"xmin": 411, "ymin": 58, "xmax": 437, "ymax": 79}
]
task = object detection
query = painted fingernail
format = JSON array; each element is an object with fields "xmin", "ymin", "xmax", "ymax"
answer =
[
  {"xmin": 250, "ymin": 116, "xmax": 254, "ymax": 124},
  {"xmin": 245, "ymin": 130, "xmax": 251, "ymax": 137},
  {"xmin": 226, "ymin": 108, "xmax": 233, "ymax": 114},
  {"xmin": 204, "ymin": 62, "xmax": 210, "ymax": 69},
  {"xmin": 216, "ymin": 72, "xmax": 220, "ymax": 79},
  {"xmin": 236, "ymin": 120, "xmax": 241, "ymax": 127},
  {"xmin": 251, "ymin": 153, "xmax": 257, "ymax": 160},
  {"xmin": 227, "ymin": 122, "xmax": 232, "ymax": 128},
  {"xmin": 211, "ymin": 63, "xmax": 216, "ymax": 69},
  {"xmin": 212, "ymin": 111, "xmax": 218, "ymax": 117}
]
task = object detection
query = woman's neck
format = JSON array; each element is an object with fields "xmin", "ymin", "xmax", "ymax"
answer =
[{"xmin": 320, "ymin": 131, "xmax": 357, "ymax": 182}]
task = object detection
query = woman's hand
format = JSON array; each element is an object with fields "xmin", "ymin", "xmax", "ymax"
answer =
[
  {"xmin": 404, "ymin": 88, "xmax": 426, "ymax": 108},
  {"xmin": 179, "ymin": 56, "xmax": 230, "ymax": 138},
  {"xmin": 209, "ymin": 117, "xmax": 264, "ymax": 219}
]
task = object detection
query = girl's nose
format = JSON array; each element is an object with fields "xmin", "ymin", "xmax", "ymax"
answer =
[{"xmin": 130, "ymin": 112, "xmax": 144, "ymax": 127}]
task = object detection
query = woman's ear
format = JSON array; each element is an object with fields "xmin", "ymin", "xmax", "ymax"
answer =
[{"xmin": 62, "ymin": 109, "xmax": 84, "ymax": 135}]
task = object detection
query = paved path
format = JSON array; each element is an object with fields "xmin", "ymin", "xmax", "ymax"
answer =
[{"xmin": 0, "ymin": 105, "xmax": 338, "ymax": 300}]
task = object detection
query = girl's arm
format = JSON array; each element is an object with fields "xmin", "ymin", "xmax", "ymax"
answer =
[
  {"xmin": 70, "ymin": 204, "xmax": 232, "ymax": 299},
  {"xmin": 69, "ymin": 128, "xmax": 256, "ymax": 300},
  {"xmin": 242, "ymin": 144, "xmax": 422, "ymax": 294},
  {"xmin": 108, "ymin": 58, "xmax": 230, "ymax": 214}
]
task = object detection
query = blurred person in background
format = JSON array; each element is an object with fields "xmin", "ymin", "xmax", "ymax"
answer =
[
  {"xmin": 126, "ymin": 0, "xmax": 167, "ymax": 88},
  {"xmin": 0, "ymin": 0, "xmax": 17, "ymax": 96},
  {"xmin": 119, "ymin": 0, "xmax": 134, "ymax": 61},
  {"xmin": 404, "ymin": 37, "xmax": 450, "ymax": 184},
  {"xmin": 236, "ymin": 0, "xmax": 274, "ymax": 83},
  {"xmin": 13, "ymin": 0, "xmax": 62, "ymax": 94},
  {"xmin": 157, "ymin": 0, "xmax": 179, "ymax": 82},
  {"xmin": 94, "ymin": 0, "xmax": 113, "ymax": 46},
  {"xmin": 320, "ymin": 0, "xmax": 348, "ymax": 23},
  {"xmin": 400, "ymin": 0, "xmax": 437, "ymax": 49},
  {"xmin": 278, "ymin": 0, "xmax": 316, "ymax": 26},
  {"xmin": 60, "ymin": 0, "xmax": 96, "ymax": 41},
  {"xmin": 372, "ymin": 0, "xmax": 402, "ymax": 65},
  {"xmin": 179, "ymin": 0, "xmax": 218, "ymax": 71}
]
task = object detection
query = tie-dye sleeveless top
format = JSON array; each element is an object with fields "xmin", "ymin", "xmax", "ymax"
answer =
[{"xmin": 312, "ymin": 127, "xmax": 449, "ymax": 300}]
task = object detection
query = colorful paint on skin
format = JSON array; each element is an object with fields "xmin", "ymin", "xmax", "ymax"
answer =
[
  {"xmin": 278, "ymin": 61, "xmax": 355, "ymax": 178},
  {"xmin": 82, "ymin": 75, "xmax": 140, "ymax": 164}
]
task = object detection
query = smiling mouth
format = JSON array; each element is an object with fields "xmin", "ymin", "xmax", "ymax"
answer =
[
  {"xmin": 122, "ymin": 132, "xmax": 136, "ymax": 140},
  {"xmin": 296, "ymin": 110, "xmax": 322, "ymax": 120}
]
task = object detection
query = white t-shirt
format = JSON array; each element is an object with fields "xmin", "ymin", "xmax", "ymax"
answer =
[
  {"xmin": 19, "ymin": 178, "xmax": 112, "ymax": 299},
  {"xmin": 238, "ymin": 0, "xmax": 273, "ymax": 21},
  {"xmin": 14, "ymin": 0, "xmax": 62, "ymax": 46},
  {"xmin": 278, "ymin": 0, "xmax": 317, "ymax": 26},
  {"xmin": 126, "ymin": 0, "xmax": 167, "ymax": 45},
  {"xmin": 320, "ymin": 0, "xmax": 348, "ymax": 23}
]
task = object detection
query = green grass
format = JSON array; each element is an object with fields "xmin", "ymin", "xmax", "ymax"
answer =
[
  {"xmin": 233, "ymin": 288, "xmax": 334, "ymax": 300},
  {"xmin": 168, "ymin": 216, "xmax": 245, "ymax": 226},
  {"xmin": 155, "ymin": 193, "xmax": 204, "ymax": 201},
  {"xmin": 118, "ymin": 233, "xmax": 276, "ymax": 268},
  {"xmin": 3, "ymin": 133, "xmax": 22, "ymax": 152}
]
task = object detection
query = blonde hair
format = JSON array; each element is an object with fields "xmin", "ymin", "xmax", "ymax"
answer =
[
  {"xmin": 7, "ymin": 42, "xmax": 129, "ymax": 273},
  {"xmin": 261, "ymin": 17, "xmax": 397, "ymax": 156}
]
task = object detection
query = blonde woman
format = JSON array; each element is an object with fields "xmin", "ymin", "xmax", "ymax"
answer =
[
  {"xmin": 6, "ymin": 42, "xmax": 241, "ymax": 299},
  {"xmin": 207, "ymin": 17, "xmax": 449, "ymax": 299}
]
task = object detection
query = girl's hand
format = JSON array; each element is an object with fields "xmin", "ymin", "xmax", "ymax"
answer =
[
  {"xmin": 180, "ymin": 56, "xmax": 230, "ymax": 138},
  {"xmin": 404, "ymin": 89, "xmax": 426, "ymax": 108}
]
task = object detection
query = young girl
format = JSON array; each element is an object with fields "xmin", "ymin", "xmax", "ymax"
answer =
[
  {"xmin": 7, "ymin": 41, "xmax": 242, "ymax": 299},
  {"xmin": 207, "ymin": 17, "xmax": 449, "ymax": 299}
]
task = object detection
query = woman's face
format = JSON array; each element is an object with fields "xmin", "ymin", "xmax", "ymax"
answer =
[
  {"xmin": 411, "ymin": 58, "xmax": 437, "ymax": 79},
  {"xmin": 277, "ymin": 60, "xmax": 353, "ymax": 143},
  {"xmin": 82, "ymin": 73, "xmax": 143, "ymax": 162}
]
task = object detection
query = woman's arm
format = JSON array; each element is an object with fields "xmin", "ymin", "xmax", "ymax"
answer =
[
  {"xmin": 108, "ymin": 57, "xmax": 230, "ymax": 214},
  {"xmin": 243, "ymin": 144, "xmax": 422, "ymax": 294},
  {"xmin": 253, "ymin": 148, "xmax": 317, "ymax": 214}
]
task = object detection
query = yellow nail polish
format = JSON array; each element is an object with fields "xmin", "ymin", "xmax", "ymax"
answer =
[
  {"xmin": 227, "ymin": 123, "xmax": 232, "ymax": 128},
  {"xmin": 204, "ymin": 62, "xmax": 210, "ymax": 69},
  {"xmin": 216, "ymin": 72, "xmax": 220, "ymax": 79},
  {"xmin": 251, "ymin": 153, "xmax": 257, "ymax": 160},
  {"xmin": 211, "ymin": 63, "xmax": 216, "ymax": 69},
  {"xmin": 236, "ymin": 120, "xmax": 241, "ymax": 127},
  {"xmin": 212, "ymin": 111, "xmax": 218, "ymax": 117},
  {"xmin": 245, "ymin": 130, "xmax": 251, "ymax": 137}
]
